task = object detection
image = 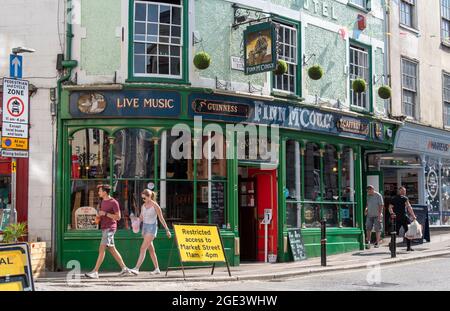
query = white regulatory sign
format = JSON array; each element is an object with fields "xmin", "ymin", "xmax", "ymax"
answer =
[
  {"xmin": 2, "ymin": 78, "xmax": 29, "ymax": 125},
  {"xmin": 1, "ymin": 149, "xmax": 29, "ymax": 158},
  {"xmin": 2, "ymin": 122, "xmax": 28, "ymax": 138}
]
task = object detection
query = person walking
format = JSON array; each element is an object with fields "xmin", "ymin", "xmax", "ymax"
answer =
[
  {"xmin": 389, "ymin": 186, "xmax": 417, "ymax": 251},
  {"xmin": 130, "ymin": 189, "xmax": 171, "ymax": 275},
  {"xmin": 364, "ymin": 185, "xmax": 384, "ymax": 249},
  {"xmin": 85, "ymin": 184, "xmax": 131, "ymax": 279}
]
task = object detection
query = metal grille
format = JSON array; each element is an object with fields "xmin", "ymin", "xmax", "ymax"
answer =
[
  {"xmin": 133, "ymin": 0, "xmax": 183, "ymax": 78},
  {"xmin": 350, "ymin": 45, "xmax": 369, "ymax": 110},
  {"xmin": 273, "ymin": 23, "xmax": 297, "ymax": 94}
]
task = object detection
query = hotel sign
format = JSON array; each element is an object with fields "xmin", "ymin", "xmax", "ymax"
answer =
[{"xmin": 69, "ymin": 90, "xmax": 181, "ymax": 118}]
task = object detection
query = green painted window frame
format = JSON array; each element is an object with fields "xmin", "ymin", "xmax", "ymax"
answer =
[
  {"xmin": 349, "ymin": 40, "xmax": 373, "ymax": 115},
  {"xmin": 285, "ymin": 139, "xmax": 357, "ymax": 229},
  {"xmin": 127, "ymin": 0, "xmax": 190, "ymax": 84},
  {"xmin": 270, "ymin": 17, "xmax": 302, "ymax": 98},
  {"xmin": 64, "ymin": 125, "xmax": 229, "ymax": 233}
]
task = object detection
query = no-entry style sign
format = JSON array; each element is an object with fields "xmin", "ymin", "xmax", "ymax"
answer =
[{"xmin": 2, "ymin": 78, "xmax": 29, "ymax": 124}]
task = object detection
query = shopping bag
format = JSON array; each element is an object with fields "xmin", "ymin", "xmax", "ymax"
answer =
[
  {"xmin": 131, "ymin": 215, "xmax": 141, "ymax": 234},
  {"xmin": 405, "ymin": 220, "xmax": 423, "ymax": 240}
]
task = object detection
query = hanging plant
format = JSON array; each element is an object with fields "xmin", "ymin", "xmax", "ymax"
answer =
[
  {"xmin": 308, "ymin": 65, "xmax": 324, "ymax": 80},
  {"xmin": 352, "ymin": 78, "xmax": 367, "ymax": 93},
  {"xmin": 378, "ymin": 85, "xmax": 392, "ymax": 99},
  {"xmin": 273, "ymin": 60, "xmax": 288, "ymax": 75},
  {"xmin": 193, "ymin": 51, "xmax": 211, "ymax": 70}
]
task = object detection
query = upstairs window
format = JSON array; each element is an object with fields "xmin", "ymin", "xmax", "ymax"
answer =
[
  {"xmin": 444, "ymin": 73, "xmax": 450, "ymax": 127},
  {"xmin": 400, "ymin": 0, "xmax": 416, "ymax": 29},
  {"xmin": 349, "ymin": 44, "xmax": 370, "ymax": 110},
  {"xmin": 133, "ymin": 0, "xmax": 182, "ymax": 78},
  {"xmin": 273, "ymin": 23, "xmax": 298, "ymax": 94},
  {"xmin": 442, "ymin": 0, "xmax": 450, "ymax": 44},
  {"xmin": 401, "ymin": 58, "xmax": 418, "ymax": 119}
]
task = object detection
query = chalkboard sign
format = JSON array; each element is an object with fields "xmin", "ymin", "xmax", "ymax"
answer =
[
  {"xmin": 75, "ymin": 207, "xmax": 99, "ymax": 230},
  {"xmin": 211, "ymin": 182, "xmax": 225, "ymax": 226},
  {"xmin": 0, "ymin": 209, "xmax": 11, "ymax": 231},
  {"xmin": 287, "ymin": 229, "xmax": 307, "ymax": 261},
  {"xmin": 411, "ymin": 205, "xmax": 430, "ymax": 243}
]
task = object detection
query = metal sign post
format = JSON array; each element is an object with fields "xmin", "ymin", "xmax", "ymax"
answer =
[{"xmin": 11, "ymin": 159, "xmax": 17, "ymax": 225}]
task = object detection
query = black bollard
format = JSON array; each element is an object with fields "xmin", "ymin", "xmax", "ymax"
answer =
[
  {"xmin": 321, "ymin": 219, "xmax": 327, "ymax": 266},
  {"xmin": 390, "ymin": 214, "xmax": 397, "ymax": 258}
]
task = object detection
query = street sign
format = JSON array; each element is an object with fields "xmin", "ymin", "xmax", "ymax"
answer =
[
  {"xmin": 0, "ymin": 150, "xmax": 29, "ymax": 158},
  {"xmin": 1, "ymin": 137, "xmax": 28, "ymax": 150},
  {"xmin": 2, "ymin": 122, "xmax": 28, "ymax": 139},
  {"xmin": 9, "ymin": 54, "xmax": 23, "ymax": 79},
  {"xmin": 2, "ymin": 78, "xmax": 29, "ymax": 124}
]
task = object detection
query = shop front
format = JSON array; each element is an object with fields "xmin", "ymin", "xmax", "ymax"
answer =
[
  {"xmin": 56, "ymin": 86, "xmax": 398, "ymax": 270},
  {"xmin": 370, "ymin": 123, "xmax": 450, "ymax": 227}
]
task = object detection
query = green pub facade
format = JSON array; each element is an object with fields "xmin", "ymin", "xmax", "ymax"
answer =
[{"xmin": 56, "ymin": 0, "xmax": 399, "ymax": 270}]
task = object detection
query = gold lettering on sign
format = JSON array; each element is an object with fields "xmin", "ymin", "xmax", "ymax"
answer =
[
  {"xmin": 117, "ymin": 98, "xmax": 139, "ymax": 108},
  {"xmin": 144, "ymin": 99, "xmax": 175, "ymax": 109}
]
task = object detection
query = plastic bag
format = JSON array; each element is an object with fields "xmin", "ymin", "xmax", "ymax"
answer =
[
  {"xmin": 405, "ymin": 220, "xmax": 423, "ymax": 240},
  {"xmin": 130, "ymin": 214, "xmax": 141, "ymax": 234}
]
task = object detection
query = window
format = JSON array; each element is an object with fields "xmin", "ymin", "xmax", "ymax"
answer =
[
  {"xmin": 350, "ymin": 45, "xmax": 370, "ymax": 110},
  {"xmin": 400, "ymin": 0, "xmax": 416, "ymax": 29},
  {"xmin": 349, "ymin": 0, "xmax": 367, "ymax": 9},
  {"xmin": 133, "ymin": 0, "xmax": 182, "ymax": 78},
  {"xmin": 442, "ymin": 0, "xmax": 450, "ymax": 44},
  {"xmin": 285, "ymin": 140, "xmax": 355, "ymax": 228},
  {"xmin": 273, "ymin": 23, "xmax": 297, "ymax": 94},
  {"xmin": 444, "ymin": 73, "xmax": 450, "ymax": 126},
  {"xmin": 401, "ymin": 58, "xmax": 418, "ymax": 119}
]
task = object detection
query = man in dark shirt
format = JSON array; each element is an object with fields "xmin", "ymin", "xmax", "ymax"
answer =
[{"xmin": 389, "ymin": 186, "xmax": 417, "ymax": 251}]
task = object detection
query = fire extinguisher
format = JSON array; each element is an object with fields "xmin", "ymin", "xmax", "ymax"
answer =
[{"xmin": 72, "ymin": 155, "xmax": 80, "ymax": 179}]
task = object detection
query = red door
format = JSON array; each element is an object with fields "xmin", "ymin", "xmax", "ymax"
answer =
[{"xmin": 248, "ymin": 168, "xmax": 278, "ymax": 262}]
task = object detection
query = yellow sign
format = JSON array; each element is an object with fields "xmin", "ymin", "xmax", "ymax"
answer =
[
  {"xmin": 11, "ymin": 160, "xmax": 16, "ymax": 173},
  {"xmin": 0, "ymin": 281, "xmax": 23, "ymax": 291},
  {"xmin": 0, "ymin": 250, "xmax": 26, "ymax": 277},
  {"xmin": 1, "ymin": 137, "xmax": 28, "ymax": 150},
  {"xmin": 173, "ymin": 225, "xmax": 226, "ymax": 262}
]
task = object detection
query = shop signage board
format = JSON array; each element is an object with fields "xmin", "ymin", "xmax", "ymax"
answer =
[
  {"xmin": 244, "ymin": 22, "xmax": 277, "ymax": 75},
  {"xmin": 287, "ymin": 229, "xmax": 307, "ymax": 261},
  {"xmin": 69, "ymin": 90, "xmax": 181, "ymax": 118},
  {"xmin": 0, "ymin": 243, "xmax": 35, "ymax": 291},
  {"xmin": 411, "ymin": 205, "xmax": 431, "ymax": 243},
  {"xmin": 74, "ymin": 207, "xmax": 98, "ymax": 230},
  {"xmin": 166, "ymin": 224, "xmax": 231, "ymax": 279},
  {"xmin": 395, "ymin": 126, "xmax": 450, "ymax": 157},
  {"xmin": 188, "ymin": 93, "xmax": 383, "ymax": 141}
]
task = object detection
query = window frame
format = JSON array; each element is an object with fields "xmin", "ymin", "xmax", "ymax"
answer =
[
  {"xmin": 441, "ymin": 0, "xmax": 450, "ymax": 45},
  {"xmin": 399, "ymin": 0, "xmax": 417, "ymax": 30},
  {"xmin": 127, "ymin": 0, "xmax": 189, "ymax": 84},
  {"xmin": 348, "ymin": 0, "xmax": 370, "ymax": 11},
  {"xmin": 349, "ymin": 42, "xmax": 373, "ymax": 113},
  {"xmin": 443, "ymin": 72, "xmax": 450, "ymax": 127},
  {"xmin": 401, "ymin": 57, "xmax": 419, "ymax": 120},
  {"xmin": 270, "ymin": 18, "xmax": 302, "ymax": 98}
]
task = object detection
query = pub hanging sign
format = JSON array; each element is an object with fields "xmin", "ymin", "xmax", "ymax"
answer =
[{"xmin": 244, "ymin": 22, "xmax": 278, "ymax": 75}]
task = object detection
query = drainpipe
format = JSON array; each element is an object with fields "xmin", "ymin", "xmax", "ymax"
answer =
[
  {"xmin": 53, "ymin": 0, "xmax": 78, "ymax": 271},
  {"xmin": 383, "ymin": 0, "xmax": 392, "ymax": 115}
]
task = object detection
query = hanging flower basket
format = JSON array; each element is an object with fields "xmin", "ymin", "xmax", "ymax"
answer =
[
  {"xmin": 273, "ymin": 60, "xmax": 288, "ymax": 75},
  {"xmin": 378, "ymin": 85, "xmax": 392, "ymax": 99},
  {"xmin": 308, "ymin": 65, "xmax": 324, "ymax": 80},
  {"xmin": 352, "ymin": 78, "xmax": 367, "ymax": 93},
  {"xmin": 193, "ymin": 51, "xmax": 211, "ymax": 70}
]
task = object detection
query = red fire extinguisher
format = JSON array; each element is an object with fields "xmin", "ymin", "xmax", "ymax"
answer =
[{"xmin": 72, "ymin": 155, "xmax": 80, "ymax": 179}]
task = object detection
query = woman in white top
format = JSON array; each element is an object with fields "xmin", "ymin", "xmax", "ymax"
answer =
[{"xmin": 130, "ymin": 189, "xmax": 171, "ymax": 275}]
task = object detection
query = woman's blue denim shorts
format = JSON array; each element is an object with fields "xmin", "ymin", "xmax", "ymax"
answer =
[{"xmin": 142, "ymin": 223, "xmax": 158, "ymax": 237}]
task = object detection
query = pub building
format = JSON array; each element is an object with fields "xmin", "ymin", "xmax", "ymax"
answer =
[{"xmin": 56, "ymin": 87, "xmax": 399, "ymax": 270}]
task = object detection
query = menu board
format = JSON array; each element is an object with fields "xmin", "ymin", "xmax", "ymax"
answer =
[
  {"xmin": 211, "ymin": 182, "xmax": 225, "ymax": 226},
  {"xmin": 75, "ymin": 206, "xmax": 98, "ymax": 230},
  {"xmin": 287, "ymin": 229, "xmax": 307, "ymax": 261},
  {"xmin": 0, "ymin": 209, "xmax": 11, "ymax": 231}
]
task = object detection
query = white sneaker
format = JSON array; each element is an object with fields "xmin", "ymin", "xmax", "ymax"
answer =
[
  {"xmin": 85, "ymin": 271, "xmax": 99, "ymax": 279},
  {"xmin": 129, "ymin": 268, "xmax": 139, "ymax": 276},
  {"xmin": 117, "ymin": 267, "xmax": 132, "ymax": 277},
  {"xmin": 150, "ymin": 268, "xmax": 161, "ymax": 275}
]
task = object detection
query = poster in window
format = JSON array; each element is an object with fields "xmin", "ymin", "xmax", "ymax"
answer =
[{"xmin": 244, "ymin": 22, "xmax": 277, "ymax": 75}]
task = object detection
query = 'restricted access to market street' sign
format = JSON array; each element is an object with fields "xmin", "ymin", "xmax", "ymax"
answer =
[
  {"xmin": 0, "ymin": 243, "xmax": 35, "ymax": 291},
  {"xmin": 173, "ymin": 224, "xmax": 226, "ymax": 262},
  {"xmin": 244, "ymin": 22, "xmax": 278, "ymax": 75}
]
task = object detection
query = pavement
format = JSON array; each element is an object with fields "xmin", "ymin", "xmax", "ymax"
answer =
[{"xmin": 36, "ymin": 233, "xmax": 450, "ymax": 285}]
